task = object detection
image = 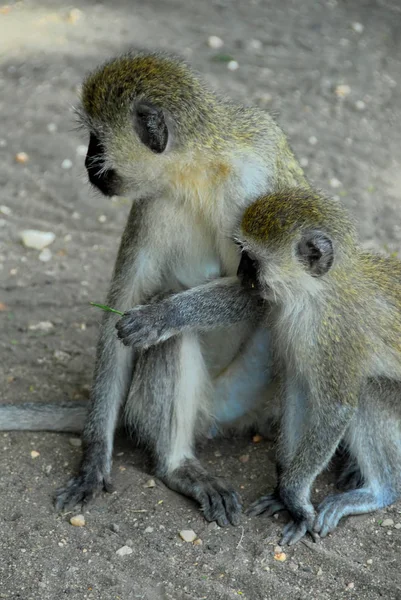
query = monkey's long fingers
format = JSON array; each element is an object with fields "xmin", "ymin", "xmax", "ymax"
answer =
[
  {"xmin": 54, "ymin": 473, "xmax": 113, "ymax": 510},
  {"xmin": 280, "ymin": 519, "xmax": 318, "ymax": 546},
  {"xmin": 116, "ymin": 309, "xmax": 170, "ymax": 349},
  {"xmin": 201, "ymin": 484, "xmax": 242, "ymax": 527},
  {"xmin": 246, "ymin": 493, "xmax": 285, "ymax": 517}
]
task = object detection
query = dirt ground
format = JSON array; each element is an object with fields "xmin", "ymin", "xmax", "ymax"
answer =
[{"xmin": 1, "ymin": 0, "xmax": 401, "ymax": 598}]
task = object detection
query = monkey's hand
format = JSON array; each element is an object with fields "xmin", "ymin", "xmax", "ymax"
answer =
[
  {"xmin": 279, "ymin": 486, "xmax": 318, "ymax": 545},
  {"xmin": 116, "ymin": 300, "xmax": 175, "ymax": 349}
]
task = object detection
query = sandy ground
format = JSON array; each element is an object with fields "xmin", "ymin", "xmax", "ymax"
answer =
[{"xmin": 0, "ymin": 0, "xmax": 401, "ymax": 598}]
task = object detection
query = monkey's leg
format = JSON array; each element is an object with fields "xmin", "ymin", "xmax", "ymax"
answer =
[
  {"xmin": 315, "ymin": 383, "xmax": 401, "ymax": 538},
  {"xmin": 125, "ymin": 333, "xmax": 242, "ymax": 527},
  {"xmin": 246, "ymin": 379, "xmax": 307, "ymax": 520},
  {"xmin": 55, "ymin": 325, "xmax": 133, "ymax": 508}
]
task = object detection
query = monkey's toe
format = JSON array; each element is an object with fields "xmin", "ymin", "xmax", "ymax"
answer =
[
  {"xmin": 54, "ymin": 473, "xmax": 112, "ymax": 510},
  {"xmin": 246, "ymin": 492, "xmax": 285, "ymax": 517},
  {"xmin": 280, "ymin": 518, "xmax": 318, "ymax": 546},
  {"xmin": 314, "ymin": 495, "xmax": 347, "ymax": 537},
  {"xmin": 200, "ymin": 483, "xmax": 242, "ymax": 527}
]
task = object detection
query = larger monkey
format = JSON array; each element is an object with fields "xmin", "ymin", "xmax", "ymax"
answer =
[
  {"xmin": 1, "ymin": 51, "xmax": 306, "ymax": 525},
  {"xmin": 120, "ymin": 188, "xmax": 401, "ymax": 544}
]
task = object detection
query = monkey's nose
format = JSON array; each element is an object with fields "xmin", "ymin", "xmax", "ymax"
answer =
[{"xmin": 237, "ymin": 251, "xmax": 259, "ymax": 290}]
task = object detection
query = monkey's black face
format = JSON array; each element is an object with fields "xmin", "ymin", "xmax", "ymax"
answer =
[
  {"xmin": 85, "ymin": 133, "xmax": 123, "ymax": 197},
  {"xmin": 237, "ymin": 250, "xmax": 260, "ymax": 292}
]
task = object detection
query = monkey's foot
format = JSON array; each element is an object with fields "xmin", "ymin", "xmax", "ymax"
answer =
[
  {"xmin": 280, "ymin": 517, "xmax": 318, "ymax": 545},
  {"xmin": 163, "ymin": 460, "xmax": 242, "ymax": 527},
  {"xmin": 246, "ymin": 491, "xmax": 285, "ymax": 517},
  {"xmin": 314, "ymin": 488, "xmax": 391, "ymax": 538},
  {"xmin": 116, "ymin": 304, "xmax": 172, "ymax": 349},
  {"xmin": 55, "ymin": 470, "xmax": 113, "ymax": 510}
]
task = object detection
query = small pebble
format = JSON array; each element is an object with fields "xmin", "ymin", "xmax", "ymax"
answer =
[
  {"xmin": 30, "ymin": 450, "xmax": 40, "ymax": 459},
  {"xmin": 44, "ymin": 465, "xmax": 52, "ymax": 476},
  {"xmin": 76, "ymin": 145, "xmax": 87, "ymax": 156},
  {"xmin": 300, "ymin": 157, "xmax": 309, "ymax": 167},
  {"xmin": 193, "ymin": 538, "xmax": 203, "ymax": 546},
  {"xmin": 351, "ymin": 22, "xmax": 364, "ymax": 33},
  {"xmin": 98, "ymin": 215, "xmax": 107, "ymax": 223},
  {"xmin": 381, "ymin": 518, "xmax": 394, "ymax": 527},
  {"xmin": 274, "ymin": 552, "xmax": 287, "ymax": 562},
  {"xmin": 67, "ymin": 8, "xmax": 83, "ymax": 24},
  {"xmin": 317, "ymin": 567, "xmax": 323, "ymax": 576},
  {"xmin": 239, "ymin": 454, "xmax": 250, "ymax": 463},
  {"xmin": 144, "ymin": 479, "xmax": 156, "ymax": 488},
  {"xmin": 0, "ymin": 219, "xmax": 6, "ymax": 228},
  {"xmin": 144, "ymin": 526, "xmax": 154, "ymax": 533},
  {"xmin": 61, "ymin": 159, "xmax": 73, "ymax": 170},
  {"xmin": 69, "ymin": 437, "xmax": 82, "ymax": 448},
  {"xmin": 355, "ymin": 100, "xmax": 366, "ymax": 111},
  {"xmin": 20, "ymin": 230, "xmax": 55, "ymax": 250},
  {"xmin": 47, "ymin": 123, "xmax": 57, "ymax": 133},
  {"xmin": 247, "ymin": 39, "xmax": 262, "ymax": 51},
  {"xmin": 394, "ymin": 523, "xmax": 401, "ymax": 530},
  {"xmin": 366, "ymin": 559, "xmax": 373, "ymax": 565},
  {"xmin": 346, "ymin": 582, "xmax": 355, "ymax": 590},
  {"xmin": 335, "ymin": 84, "xmax": 351, "ymax": 98},
  {"xmin": 179, "ymin": 529, "xmax": 197, "ymax": 542},
  {"xmin": 110, "ymin": 523, "xmax": 120, "ymax": 533},
  {"xmin": 15, "ymin": 152, "xmax": 29, "ymax": 164},
  {"xmin": 288, "ymin": 562, "xmax": 299, "ymax": 572},
  {"xmin": 72, "ymin": 211, "xmax": 80, "ymax": 220},
  {"xmin": 252, "ymin": 434, "xmax": 263, "ymax": 443},
  {"xmin": 274, "ymin": 545, "xmax": 282, "ymax": 553},
  {"xmin": 70, "ymin": 514, "xmax": 85, "ymax": 527},
  {"xmin": 208, "ymin": 35, "xmax": 224, "ymax": 49},
  {"xmin": 0, "ymin": 205, "xmax": 12, "ymax": 216},
  {"xmin": 330, "ymin": 178, "xmax": 342, "ymax": 189},
  {"xmin": 308, "ymin": 136, "xmax": 318, "ymax": 145},
  {"xmin": 39, "ymin": 248, "xmax": 52, "ymax": 262},
  {"xmin": 116, "ymin": 545, "xmax": 133, "ymax": 557},
  {"xmin": 28, "ymin": 321, "xmax": 54, "ymax": 332},
  {"xmin": 54, "ymin": 350, "xmax": 71, "ymax": 363},
  {"xmin": 227, "ymin": 60, "xmax": 239, "ymax": 71}
]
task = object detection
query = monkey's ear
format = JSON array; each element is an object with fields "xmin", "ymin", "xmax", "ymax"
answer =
[
  {"xmin": 297, "ymin": 231, "xmax": 334, "ymax": 277},
  {"xmin": 134, "ymin": 101, "xmax": 169, "ymax": 153}
]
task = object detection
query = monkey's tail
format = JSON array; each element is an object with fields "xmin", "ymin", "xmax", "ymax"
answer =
[{"xmin": 0, "ymin": 402, "xmax": 88, "ymax": 432}]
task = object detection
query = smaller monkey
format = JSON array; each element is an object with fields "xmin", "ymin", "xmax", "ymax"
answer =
[{"xmin": 116, "ymin": 188, "xmax": 401, "ymax": 544}]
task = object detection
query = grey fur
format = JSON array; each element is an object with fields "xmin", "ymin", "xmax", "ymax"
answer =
[{"xmin": 0, "ymin": 402, "xmax": 87, "ymax": 433}]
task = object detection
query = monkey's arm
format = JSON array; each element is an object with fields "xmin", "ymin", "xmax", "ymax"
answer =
[{"xmin": 116, "ymin": 276, "xmax": 265, "ymax": 349}]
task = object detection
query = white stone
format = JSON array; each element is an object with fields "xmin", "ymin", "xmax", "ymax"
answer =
[
  {"xmin": 179, "ymin": 529, "xmax": 197, "ymax": 542},
  {"xmin": 47, "ymin": 123, "xmax": 57, "ymax": 133},
  {"xmin": 308, "ymin": 136, "xmax": 318, "ymax": 145},
  {"xmin": 70, "ymin": 514, "xmax": 85, "ymax": 527},
  {"xmin": 352, "ymin": 22, "xmax": 364, "ymax": 34},
  {"xmin": 381, "ymin": 518, "xmax": 394, "ymax": 527},
  {"xmin": 0, "ymin": 205, "xmax": 12, "ymax": 216},
  {"xmin": 227, "ymin": 60, "xmax": 239, "ymax": 71},
  {"xmin": 116, "ymin": 545, "xmax": 133, "ymax": 557},
  {"xmin": 54, "ymin": 350, "xmax": 71, "ymax": 363},
  {"xmin": 29, "ymin": 321, "xmax": 54, "ymax": 332},
  {"xmin": 39, "ymin": 248, "xmax": 53, "ymax": 262},
  {"xmin": 20, "ymin": 230, "xmax": 55, "ymax": 250},
  {"xmin": 208, "ymin": 35, "xmax": 224, "ymax": 49},
  {"xmin": 76, "ymin": 145, "xmax": 87, "ymax": 156},
  {"xmin": 61, "ymin": 159, "xmax": 73, "ymax": 170}
]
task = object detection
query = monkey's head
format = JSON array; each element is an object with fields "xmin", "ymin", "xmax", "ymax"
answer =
[
  {"xmin": 78, "ymin": 51, "xmax": 221, "ymax": 199},
  {"xmin": 236, "ymin": 189, "xmax": 357, "ymax": 302}
]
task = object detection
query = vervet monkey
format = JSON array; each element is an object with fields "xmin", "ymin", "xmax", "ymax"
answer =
[
  {"xmin": 118, "ymin": 188, "xmax": 401, "ymax": 544},
  {"xmin": 0, "ymin": 50, "xmax": 307, "ymax": 526}
]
